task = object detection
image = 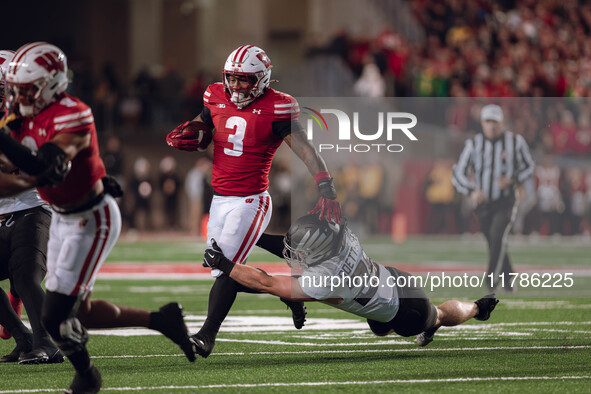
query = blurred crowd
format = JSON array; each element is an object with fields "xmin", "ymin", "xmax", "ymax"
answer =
[
  {"xmin": 70, "ymin": 62, "xmax": 212, "ymax": 135},
  {"xmin": 84, "ymin": 0, "xmax": 591, "ymax": 237},
  {"xmin": 310, "ymin": 0, "xmax": 591, "ymax": 99}
]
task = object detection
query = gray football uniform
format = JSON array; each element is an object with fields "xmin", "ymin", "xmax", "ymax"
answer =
[{"xmin": 298, "ymin": 229, "xmax": 399, "ymax": 322}]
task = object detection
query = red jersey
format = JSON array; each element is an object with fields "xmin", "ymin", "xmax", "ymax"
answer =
[
  {"xmin": 13, "ymin": 93, "xmax": 106, "ymax": 206},
  {"xmin": 204, "ymin": 83, "xmax": 299, "ymax": 196}
]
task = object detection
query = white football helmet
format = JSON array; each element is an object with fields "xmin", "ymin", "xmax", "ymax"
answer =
[
  {"xmin": 5, "ymin": 42, "xmax": 69, "ymax": 117},
  {"xmin": 223, "ymin": 45, "xmax": 272, "ymax": 108},
  {"xmin": 0, "ymin": 50, "xmax": 15, "ymax": 110}
]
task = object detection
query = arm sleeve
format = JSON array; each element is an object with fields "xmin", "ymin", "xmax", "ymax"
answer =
[
  {"xmin": 451, "ymin": 139, "xmax": 476, "ymax": 195},
  {"xmin": 200, "ymin": 106, "xmax": 215, "ymax": 129},
  {"xmin": 272, "ymin": 120, "xmax": 303, "ymax": 139},
  {"xmin": 0, "ymin": 131, "xmax": 46, "ymax": 175}
]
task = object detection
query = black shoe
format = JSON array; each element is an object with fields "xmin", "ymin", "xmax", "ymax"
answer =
[
  {"xmin": 64, "ymin": 364, "xmax": 102, "ymax": 394},
  {"xmin": 474, "ymin": 294, "xmax": 499, "ymax": 321},
  {"xmin": 280, "ymin": 298, "xmax": 306, "ymax": 329},
  {"xmin": 415, "ymin": 331, "xmax": 434, "ymax": 347},
  {"xmin": 0, "ymin": 341, "xmax": 32, "ymax": 363},
  {"xmin": 156, "ymin": 303, "xmax": 196, "ymax": 362},
  {"xmin": 19, "ymin": 348, "xmax": 65, "ymax": 365},
  {"xmin": 189, "ymin": 333, "xmax": 214, "ymax": 359}
]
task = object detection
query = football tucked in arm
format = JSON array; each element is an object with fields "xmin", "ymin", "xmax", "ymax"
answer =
[{"xmin": 166, "ymin": 121, "xmax": 213, "ymax": 152}]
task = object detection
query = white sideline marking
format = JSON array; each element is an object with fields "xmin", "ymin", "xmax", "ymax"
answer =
[{"xmin": 2, "ymin": 375, "xmax": 590, "ymax": 393}]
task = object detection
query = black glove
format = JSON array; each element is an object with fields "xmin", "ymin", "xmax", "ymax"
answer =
[{"xmin": 203, "ymin": 239, "xmax": 235, "ymax": 274}]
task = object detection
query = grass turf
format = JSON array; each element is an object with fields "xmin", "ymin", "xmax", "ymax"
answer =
[{"xmin": 1, "ymin": 235, "xmax": 590, "ymax": 393}]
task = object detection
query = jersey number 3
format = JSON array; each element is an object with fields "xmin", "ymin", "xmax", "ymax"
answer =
[{"xmin": 224, "ymin": 116, "xmax": 246, "ymax": 157}]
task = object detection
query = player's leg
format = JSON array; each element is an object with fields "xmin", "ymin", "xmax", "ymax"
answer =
[
  {"xmin": 0, "ymin": 228, "xmax": 32, "ymax": 361},
  {"xmin": 192, "ymin": 194, "xmax": 272, "ymax": 357},
  {"xmin": 487, "ymin": 203, "xmax": 516, "ymax": 290},
  {"xmin": 367, "ymin": 267, "xmax": 438, "ymax": 340},
  {"xmin": 415, "ymin": 294, "xmax": 499, "ymax": 347},
  {"xmin": 477, "ymin": 209, "xmax": 497, "ymax": 289},
  {"xmin": 42, "ymin": 291, "xmax": 101, "ymax": 394},
  {"xmin": 77, "ymin": 295, "xmax": 195, "ymax": 362},
  {"xmin": 9, "ymin": 207, "xmax": 63, "ymax": 364},
  {"xmin": 0, "ymin": 284, "xmax": 22, "ymax": 340},
  {"xmin": 42, "ymin": 196, "xmax": 122, "ymax": 393},
  {"xmin": 0, "ymin": 287, "xmax": 32, "ymax": 362}
]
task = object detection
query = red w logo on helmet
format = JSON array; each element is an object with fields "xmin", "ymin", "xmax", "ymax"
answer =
[
  {"xmin": 256, "ymin": 52, "xmax": 271, "ymax": 69},
  {"xmin": 34, "ymin": 51, "xmax": 65, "ymax": 73}
]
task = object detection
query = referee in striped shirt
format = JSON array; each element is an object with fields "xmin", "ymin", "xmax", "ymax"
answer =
[{"xmin": 452, "ymin": 104, "xmax": 535, "ymax": 291}]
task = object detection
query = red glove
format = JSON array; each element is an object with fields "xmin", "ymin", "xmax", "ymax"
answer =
[
  {"xmin": 166, "ymin": 121, "xmax": 213, "ymax": 152},
  {"xmin": 308, "ymin": 172, "xmax": 341, "ymax": 223}
]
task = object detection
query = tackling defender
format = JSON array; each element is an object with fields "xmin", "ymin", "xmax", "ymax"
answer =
[
  {"xmin": 0, "ymin": 42, "xmax": 194, "ymax": 393},
  {"xmin": 167, "ymin": 45, "xmax": 342, "ymax": 358},
  {"xmin": 203, "ymin": 214, "xmax": 499, "ymax": 346}
]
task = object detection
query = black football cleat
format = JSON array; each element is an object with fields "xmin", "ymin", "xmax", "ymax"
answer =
[
  {"xmin": 64, "ymin": 364, "xmax": 102, "ymax": 394},
  {"xmin": 155, "ymin": 303, "xmax": 196, "ymax": 362},
  {"xmin": 0, "ymin": 341, "xmax": 32, "ymax": 363},
  {"xmin": 415, "ymin": 331, "xmax": 434, "ymax": 347},
  {"xmin": 280, "ymin": 298, "xmax": 307, "ymax": 330},
  {"xmin": 474, "ymin": 294, "xmax": 499, "ymax": 321},
  {"xmin": 189, "ymin": 333, "xmax": 214, "ymax": 359},
  {"xmin": 19, "ymin": 348, "xmax": 65, "ymax": 365}
]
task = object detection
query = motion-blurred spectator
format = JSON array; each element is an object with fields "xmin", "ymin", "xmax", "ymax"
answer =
[
  {"xmin": 353, "ymin": 61, "xmax": 386, "ymax": 97},
  {"xmin": 564, "ymin": 167, "xmax": 588, "ymax": 235},
  {"xmin": 101, "ymin": 136, "xmax": 126, "ymax": 226},
  {"xmin": 183, "ymin": 72, "xmax": 208, "ymax": 121},
  {"xmin": 93, "ymin": 64, "xmax": 121, "ymax": 132},
  {"xmin": 424, "ymin": 160, "xmax": 455, "ymax": 233},
  {"xmin": 184, "ymin": 157, "xmax": 212, "ymax": 237},
  {"xmin": 130, "ymin": 157, "xmax": 153, "ymax": 231},
  {"xmin": 134, "ymin": 67, "xmax": 158, "ymax": 126},
  {"xmin": 550, "ymin": 110, "xmax": 577, "ymax": 155},
  {"xmin": 160, "ymin": 61, "xmax": 184, "ymax": 123},
  {"xmin": 159, "ymin": 155, "xmax": 181, "ymax": 229},
  {"xmin": 535, "ymin": 156, "xmax": 564, "ymax": 235}
]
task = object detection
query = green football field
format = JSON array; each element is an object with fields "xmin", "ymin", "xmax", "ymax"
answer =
[{"xmin": 1, "ymin": 235, "xmax": 590, "ymax": 393}]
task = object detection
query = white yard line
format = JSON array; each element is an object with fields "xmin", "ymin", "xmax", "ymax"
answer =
[
  {"xmin": 86, "ymin": 344, "xmax": 591, "ymax": 358},
  {"xmin": 2, "ymin": 375, "xmax": 590, "ymax": 393}
]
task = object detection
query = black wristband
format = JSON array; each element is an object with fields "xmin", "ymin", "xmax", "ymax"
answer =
[{"xmin": 318, "ymin": 177, "xmax": 337, "ymax": 199}]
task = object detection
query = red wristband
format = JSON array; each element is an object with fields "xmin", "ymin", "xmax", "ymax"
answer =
[{"xmin": 314, "ymin": 171, "xmax": 331, "ymax": 185}]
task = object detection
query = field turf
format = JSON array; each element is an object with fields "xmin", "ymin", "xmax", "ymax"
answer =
[{"xmin": 1, "ymin": 235, "xmax": 590, "ymax": 393}]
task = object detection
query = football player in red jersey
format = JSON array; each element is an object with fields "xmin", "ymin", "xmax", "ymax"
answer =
[
  {"xmin": 0, "ymin": 42, "xmax": 195, "ymax": 393},
  {"xmin": 0, "ymin": 49, "xmax": 63, "ymax": 365},
  {"xmin": 167, "ymin": 45, "xmax": 341, "ymax": 358}
]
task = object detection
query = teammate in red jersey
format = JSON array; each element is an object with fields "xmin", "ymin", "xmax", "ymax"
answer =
[
  {"xmin": 167, "ymin": 45, "xmax": 341, "ymax": 358},
  {"xmin": 0, "ymin": 42, "xmax": 195, "ymax": 393},
  {"xmin": 0, "ymin": 49, "xmax": 63, "ymax": 365}
]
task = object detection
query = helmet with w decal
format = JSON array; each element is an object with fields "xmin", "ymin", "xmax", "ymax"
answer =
[
  {"xmin": 5, "ymin": 42, "xmax": 68, "ymax": 117},
  {"xmin": 223, "ymin": 45, "xmax": 272, "ymax": 108}
]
